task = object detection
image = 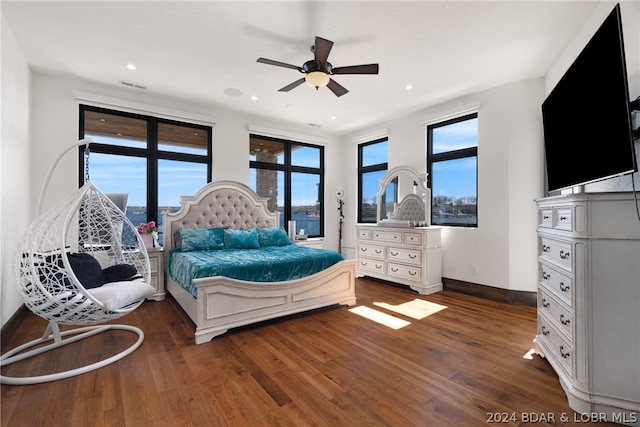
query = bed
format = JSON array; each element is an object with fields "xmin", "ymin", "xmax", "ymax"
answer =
[{"xmin": 162, "ymin": 181, "xmax": 356, "ymax": 344}]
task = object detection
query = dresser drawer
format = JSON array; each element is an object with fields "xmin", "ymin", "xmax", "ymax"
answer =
[
  {"xmin": 371, "ymin": 230, "xmax": 402, "ymax": 244},
  {"xmin": 538, "ymin": 288, "xmax": 573, "ymax": 339},
  {"xmin": 539, "ymin": 208, "xmax": 553, "ymax": 229},
  {"xmin": 357, "ymin": 258, "xmax": 386, "ymax": 274},
  {"xmin": 539, "ymin": 236, "xmax": 572, "ymax": 272},
  {"xmin": 388, "ymin": 262, "xmax": 421, "ymax": 282},
  {"xmin": 358, "ymin": 243, "xmax": 386, "ymax": 260},
  {"xmin": 554, "ymin": 207, "xmax": 573, "ymax": 231},
  {"xmin": 538, "ymin": 313, "xmax": 573, "ymax": 375},
  {"xmin": 388, "ymin": 247, "xmax": 421, "ymax": 266},
  {"xmin": 357, "ymin": 229, "xmax": 371, "ymax": 240},
  {"xmin": 539, "ymin": 262, "xmax": 573, "ymax": 307},
  {"xmin": 403, "ymin": 232, "xmax": 422, "ymax": 245}
]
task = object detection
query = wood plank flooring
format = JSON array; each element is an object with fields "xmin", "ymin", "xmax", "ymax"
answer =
[{"xmin": 2, "ymin": 278, "xmax": 617, "ymax": 426}]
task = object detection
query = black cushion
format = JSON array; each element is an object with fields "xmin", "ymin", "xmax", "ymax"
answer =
[
  {"xmin": 103, "ymin": 264, "xmax": 138, "ymax": 283},
  {"xmin": 68, "ymin": 253, "xmax": 105, "ymax": 289}
]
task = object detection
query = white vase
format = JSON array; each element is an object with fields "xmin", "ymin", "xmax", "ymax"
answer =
[{"xmin": 141, "ymin": 234, "xmax": 154, "ymax": 249}]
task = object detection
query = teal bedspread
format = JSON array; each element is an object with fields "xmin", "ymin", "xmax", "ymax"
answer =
[{"xmin": 167, "ymin": 245, "xmax": 344, "ymax": 298}]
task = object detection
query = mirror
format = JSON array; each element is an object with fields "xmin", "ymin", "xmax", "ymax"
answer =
[{"xmin": 376, "ymin": 166, "xmax": 430, "ymax": 227}]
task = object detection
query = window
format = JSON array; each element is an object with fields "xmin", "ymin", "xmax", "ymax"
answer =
[
  {"xmin": 79, "ymin": 105, "xmax": 212, "ymax": 237},
  {"xmin": 427, "ymin": 113, "xmax": 478, "ymax": 227},
  {"xmin": 358, "ymin": 138, "xmax": 388, "ymax": 223},
  {"xmin": 249, "ymin": 134, "xmax": 324, "ymax": 237}
]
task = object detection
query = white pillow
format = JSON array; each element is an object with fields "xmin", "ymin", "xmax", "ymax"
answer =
[{"xmin": 87, "ymin": 278, "xmax": 155, "ymax": 311}]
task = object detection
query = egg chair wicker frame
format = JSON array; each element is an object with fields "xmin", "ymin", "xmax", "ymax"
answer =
[{"xmin": 1, "ymin": 139, "xmax": 153, "ymax": 385}]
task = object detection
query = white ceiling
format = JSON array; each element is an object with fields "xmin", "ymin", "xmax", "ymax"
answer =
[{"xmin": 2, "ymin": 1, "xmax": 600, "ymax": 135}]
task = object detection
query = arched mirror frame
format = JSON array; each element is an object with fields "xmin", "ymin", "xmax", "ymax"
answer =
[{"xmin": 376, "ymin": 165, "xmax": 431, "ymax": 227}]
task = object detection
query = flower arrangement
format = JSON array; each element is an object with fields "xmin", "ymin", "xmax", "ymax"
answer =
[{"xmin": 137, "ymin": 221, "xmax": 158, "ymax": 235}]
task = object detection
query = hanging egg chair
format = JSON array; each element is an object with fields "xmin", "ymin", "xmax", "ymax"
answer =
[{"xmin": 1, "ymin": 139, "xmax": 155, "ymax": 385}]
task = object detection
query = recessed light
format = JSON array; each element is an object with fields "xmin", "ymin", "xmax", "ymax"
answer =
[
  {"xmin": 251, "ymin": 95, "xmax": 258, "ymax": 101},
  {"xmin": 330, "ymin": 116, "xmax": 336, "ymax": 120},
  {"xmin": 126, "ymin": 64, "xmax": 137, "ymax": 70},
  {"xmin": 405, "ymin": 84, "xmax": 413, "ymax": 90},
  {"xmin": 223, "ymin": 88, "xmax": 243, "ymax": 97}
]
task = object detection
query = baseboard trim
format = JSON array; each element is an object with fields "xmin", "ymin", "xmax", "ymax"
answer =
[{"xmin": 443, "ymin": 278, "xmax": 537, "ymax": 307}]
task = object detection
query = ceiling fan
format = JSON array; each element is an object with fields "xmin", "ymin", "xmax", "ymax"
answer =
[{"xmin": 257, "ymin": 36, "xmax": 379, "ymax": 97}]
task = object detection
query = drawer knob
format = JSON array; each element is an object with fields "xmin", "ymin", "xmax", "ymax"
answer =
[
  {"xmin": 542, "ymin": 298, "xmax": 550, "ymax": 308},
  {"xmin": 541, "ymin": 325, "xmax": 550, "ymax": 336},
  {"xmin": 560, "ymin": 346, "xmax": 570, "ymax": 359},
  {"xmin": 360, "ymin": 247, "xmax": 367, "ymax": 252},
  {"xmin": 390, "ymin": 267, "xmax": 398, "ymax": 272},
  {"xmin": 409, "ymin": 271, "xmax": 417, "ymax": 276},
  {"xmin": 375, "ymin": 249, "xmax": 382, "ymax": 254},
  {"xmin": 543, "ymin": 215, "xmax": 550, "ymax": 220},
  {"xmin": 542, "ymin": 244, "xmax": 550, "ymax": 252},
  {"xmin": 409, "ymin": 254, "xmax": 417, "ymax": 259},
  {"xmin": 542, "ymin": 271, "xmax": 550, "ymax": 280},
  {"xmin": 375, "ymin": 264, "xmax": 383, "ymax": 270},
  {"xmin": 560, "ymin": 314, "xmax": 570, "ymax": 325},
  {"xmin": 559, "ymin": 250, "xmax": 570, "ymax": 260},
  {"xmin": 560, "ymin": 282, "xmax": 570, "ymax": 293},
  {"xmin": 559, "ymin": 215, "xmax": 567, "ymax": 221},
  {"xmin": 390, "ymin": 251, "xmax": 398, "ymax": 257}
]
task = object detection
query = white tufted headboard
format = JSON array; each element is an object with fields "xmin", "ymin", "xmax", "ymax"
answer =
[
  {"xmin": 162, "ymin": 181, "xmax": 279, "ymax": 249},
  {"xmin": 387, "ymin": 193, "xmax": 426, "ymax": 221}
]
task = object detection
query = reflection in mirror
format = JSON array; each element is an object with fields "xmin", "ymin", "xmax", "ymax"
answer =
[{"xmin": 376, "ymin": 166, "xmax": 430, "ymax": 227}]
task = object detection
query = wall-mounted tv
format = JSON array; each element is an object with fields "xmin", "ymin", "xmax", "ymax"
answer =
[{"xmin": 542, "ymin": 3, "xmax": 637, "ymax": 193}]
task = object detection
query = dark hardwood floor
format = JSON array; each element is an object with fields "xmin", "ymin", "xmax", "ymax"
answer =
[{"xmin": 2, "ymin": 278, "xmax": 616, "ymax": 426}]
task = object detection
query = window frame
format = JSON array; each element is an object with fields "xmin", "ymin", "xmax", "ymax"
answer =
[
  {"xmin": 426, "ymin": 112, "xmax": 478, "ymax": 227},
  {"xmin": 249, "ymin": 134, "xmax": 325, "ymax": 237},
  {"xmin": 357, "ymin": 137, "xmax": 388, "ymax": 223},
  {"xmin": 78, "ymin": 104, "xmax": 212, "ymax": 228}
]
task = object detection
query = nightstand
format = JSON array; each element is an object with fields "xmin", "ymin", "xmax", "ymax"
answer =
[
  {"xmin": 294, "ymin": 237, "xmax": 324, "ymax": 249},
  {"xmin": 146, "ymin": 247, "xmax": 166, "ymax": 301}
]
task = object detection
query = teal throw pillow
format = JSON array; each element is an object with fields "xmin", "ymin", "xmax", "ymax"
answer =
[
  {"xmin": 224, "ymin": 228, "xmax": 260, "ymax": 249},
  {"xmin": 257, "ymin": 227, "xmax": 291, "ymax": 247},
  {"xmin": 178, "ymin": 228, "xmax": 225, "ymax": 252}
]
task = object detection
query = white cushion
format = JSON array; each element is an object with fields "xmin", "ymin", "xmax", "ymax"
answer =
[{"xmin": 87, "ymin": 278, "xmax": 155, "ymax": 311}]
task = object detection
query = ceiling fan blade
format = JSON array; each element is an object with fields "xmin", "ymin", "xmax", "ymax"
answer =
[
  {"xmin": 278, "ymin": 78, "xmax": 306, "ymax": 92},
  {"xmin": 327, "ymin": 79, "xmax": 349, "ymax": 97},
  {"xmin": 332, "ymin": 63, "xmax": 379, "ymax": 75},
  {"xmin": 257, "ymin": 57, "xmax": 303, "ymax": 72},
  {"xmin": 314, "ymin": 36, "xmax": 334, "ymax": 65}
]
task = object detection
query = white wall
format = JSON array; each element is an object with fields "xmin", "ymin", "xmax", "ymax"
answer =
[
  {"xmin": 341, "ymin": 79, "xmax": 545, "ymax": 292},
  {"xmin": 1, "ymin": 13, "xmax": 31, "ymax": 326}
]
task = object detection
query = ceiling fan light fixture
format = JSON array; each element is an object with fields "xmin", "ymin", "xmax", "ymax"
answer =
[{"xmin": 305, "ymin": 71, "xmax": 330, "ymax": 90}]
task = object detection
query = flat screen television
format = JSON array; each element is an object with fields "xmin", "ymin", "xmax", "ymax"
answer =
[{"xmin": 542, "ymin": 3, "xmax": 637, "ymax": 193}]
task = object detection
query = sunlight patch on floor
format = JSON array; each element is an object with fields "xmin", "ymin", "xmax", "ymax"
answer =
[
  {"xmin": 373, "ymin": 299, "xmax": 448, "ymax": 320},
  {"xmin": 349, "ymin": 306, "xmax": 411, "ymax": 329}
]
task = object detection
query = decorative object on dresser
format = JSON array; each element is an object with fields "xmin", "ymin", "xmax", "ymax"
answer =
[
  {"xmin": 355, "ymin": 166, "xmax": 442, "ymax": 295},
  {"xmin": 163, "ymin": 181, "xmax": 356, "ymax": 344},
  {"xmin": 534, "ymin": 192, "xmax": 640, "ymax": 426}
]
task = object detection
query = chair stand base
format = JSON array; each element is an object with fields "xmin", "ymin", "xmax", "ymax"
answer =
[{"xmin": 0, "ymin": 324, "xmax": 145, "ymax": 385}]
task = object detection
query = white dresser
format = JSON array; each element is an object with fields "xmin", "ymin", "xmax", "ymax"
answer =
[
  {"xmin": 355, "ymin": 224, "xmax": 442, "ymax": 295},
  {"xmin": 534, "ymin": 192, "xmax": 640, "ymax": 426}
]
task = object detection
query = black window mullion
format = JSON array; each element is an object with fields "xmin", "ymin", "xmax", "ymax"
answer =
[{"xmin": 147, "ymin": 119, "xmax": 158, "ymax": 225}]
